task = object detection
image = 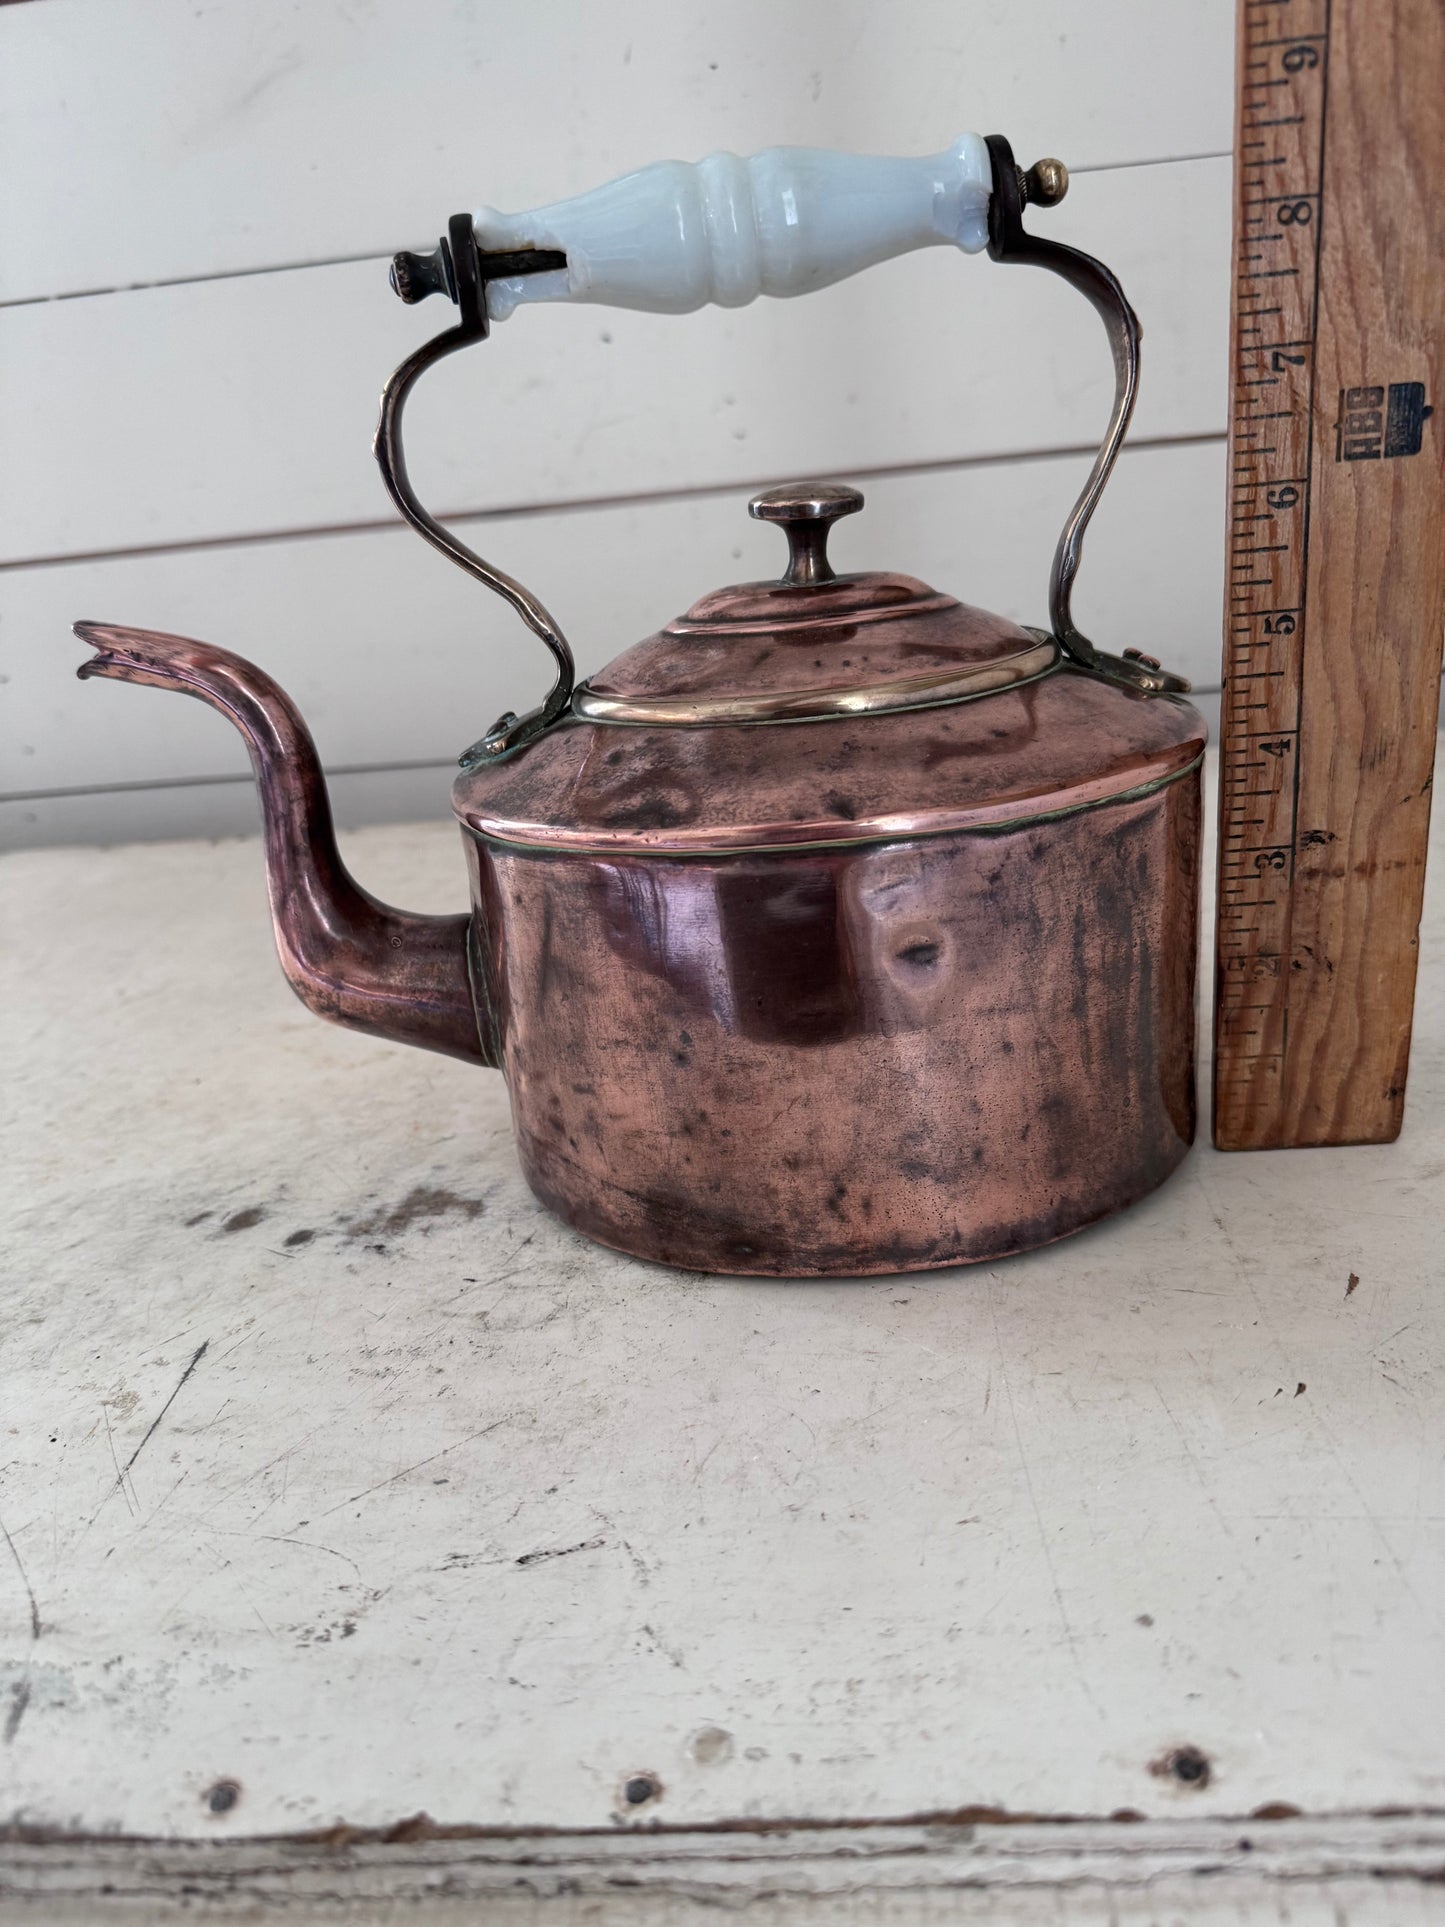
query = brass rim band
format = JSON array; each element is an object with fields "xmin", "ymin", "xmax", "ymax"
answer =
[
  {"xmin": 572, "ymin": 635, "xmax": 1061, "ymax": 728},
  {"xmin": 464, "ymin": 753, "xmax": 1204, "ymax": 857}
]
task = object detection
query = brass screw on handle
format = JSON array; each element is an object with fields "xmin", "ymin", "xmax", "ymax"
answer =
[{"xmin": 1022, "ymin": 157, "xmax": 1070, "ymax": 207}]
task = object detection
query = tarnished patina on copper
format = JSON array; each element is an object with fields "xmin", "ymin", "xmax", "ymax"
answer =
[{"xmin": 465, "ymin": 769, "xmax": 1201, "ymax": 1274}]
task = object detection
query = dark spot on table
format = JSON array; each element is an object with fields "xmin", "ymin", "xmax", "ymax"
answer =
[
  {"xmin": 339, "ymin": 1187, "xmax": 485, "ymax": 1242},
  {"xmin": 622, "ymin": 1771, "xmax": 662, "ymax": 1809},
  {"xmin": 1151, "ymin": 1744, "xmax": 1211, "ymax": 1788},
  {"xmin": 221, "ymin": 1206, "xmax": 266, "ymax": 1234}
]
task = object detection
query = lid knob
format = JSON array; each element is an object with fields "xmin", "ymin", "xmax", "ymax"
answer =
[{"xmin": 749, "ymin": 481, "xmax": 864, "ymax": 587}]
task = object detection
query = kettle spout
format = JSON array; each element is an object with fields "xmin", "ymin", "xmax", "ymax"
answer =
[{"xmin": 73, "ymin": 623, "xmax": 490, "ymax": 1067}]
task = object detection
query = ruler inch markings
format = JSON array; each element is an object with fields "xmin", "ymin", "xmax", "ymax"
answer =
[{"xmin": 1213, "ymin": 0, "xmax": 1445, "ymax": 1150}]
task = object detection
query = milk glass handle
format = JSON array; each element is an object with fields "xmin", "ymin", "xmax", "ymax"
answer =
[{"xmin": 472, "ymin": 134, "xmax": 995, "ymax": 322}]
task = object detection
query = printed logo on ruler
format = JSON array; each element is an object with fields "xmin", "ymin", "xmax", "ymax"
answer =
[
  {"xmin": 1333, "ymin": 382, "xmax": 1434, "ymax": 461},
  {"xmin": 1216, "ymin": 0, "xmax": 1330, "ymax": 1143}
]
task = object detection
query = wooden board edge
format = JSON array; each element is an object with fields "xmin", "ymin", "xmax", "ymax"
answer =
[{"xmin": 3, "ymin": 1811, "xmax": 1444, "ymax": 1912}]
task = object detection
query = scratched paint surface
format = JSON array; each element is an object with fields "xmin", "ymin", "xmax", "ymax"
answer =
[{"xmin": 1, "ymin": 753, "xmax": 1442, "ymax": 1837}]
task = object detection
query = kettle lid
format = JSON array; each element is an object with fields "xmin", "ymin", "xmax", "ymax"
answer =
[
  {"xmin": 453, "ymin": 477, "xmax": 1205, "ymax": 857},
  {"xmin": 574, "ymin": 482, "xmax": 1057, "ymax": 728}
]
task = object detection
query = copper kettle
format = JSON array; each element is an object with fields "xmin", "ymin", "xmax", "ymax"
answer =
[{"xmin": 73, "ymin": 134, "xmax": 1205, "ymax": 1276}]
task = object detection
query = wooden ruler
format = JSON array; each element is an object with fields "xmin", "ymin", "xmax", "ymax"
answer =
[{"xmin": 1214, "ymin": 0, "xmax": 1445, "ymax": 1149}]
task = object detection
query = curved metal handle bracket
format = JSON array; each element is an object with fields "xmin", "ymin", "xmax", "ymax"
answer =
[
  {"xmin": 375, "ymin": 214, "xmax": 577, "ymax": 765},
  {"xmin": 984, "ymin": 135, "xmax": 1190, "ymax": 697}
]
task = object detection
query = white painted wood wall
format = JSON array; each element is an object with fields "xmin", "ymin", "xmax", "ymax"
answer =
[{"xmin": 0, "ymin": 0, "xmax": 1234, "ymax": 850}]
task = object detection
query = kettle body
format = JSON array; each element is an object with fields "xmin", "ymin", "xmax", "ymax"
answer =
[{"xmin": 465, "ymin": 773, "xmax": 1199, "ymax": 1275}]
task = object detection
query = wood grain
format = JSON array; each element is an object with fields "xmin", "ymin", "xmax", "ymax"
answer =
[
  {"xmin": 1214, "ymin": 0, "xmax": 1445, "ymax": 1148},
  {"xmin": 5, "ymin": 1820, "xmax": 1445, "ymax": 1920}
]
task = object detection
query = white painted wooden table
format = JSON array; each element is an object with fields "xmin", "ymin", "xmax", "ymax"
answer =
[{"xmin": 3, "ymin": 751, "xmax": 1443, "ymax": 1921}]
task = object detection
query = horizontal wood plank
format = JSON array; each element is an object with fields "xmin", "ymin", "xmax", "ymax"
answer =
[
  {"xmin": 0, "ymin": 763, "xmax": 459, "ymax": 856},
  {"xmin": 1, "ymin": 438, "xmax": 1225, "ymax": 846},
  {"xmin": 0, "ymin": 0, "xmax": 1232, "ymax": 304},
  {"xmin": 0, "ymin": 159, "xmax": 1229, "ymax": 566},
  {"xmin": 6, "ymin": 1820, "xmax": 1445, "ymax": 1921}
]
